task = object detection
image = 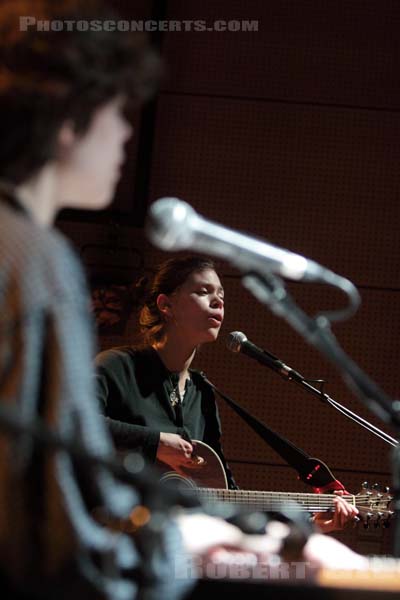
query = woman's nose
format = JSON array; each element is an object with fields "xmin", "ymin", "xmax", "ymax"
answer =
[{"xmin": 211, "ymin": 295, "xmax": 224, "ymax": 308}]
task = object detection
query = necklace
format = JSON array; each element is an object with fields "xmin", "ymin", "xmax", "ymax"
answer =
[
  {"xmin": 168, "ymin": 373, "xmax": 180, "ymax": 407},
  {"xmin": 168, "ymin": 374, "xmax": 188, "ymax": 407},
  {"xmin": 169, "ymin": 386, "xmax": 180, "ymax": 407}
]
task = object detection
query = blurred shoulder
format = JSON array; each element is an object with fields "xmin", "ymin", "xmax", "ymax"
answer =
[{"xmin": 0, "ymin": 202, "xmax": 88, "ymax": 308}]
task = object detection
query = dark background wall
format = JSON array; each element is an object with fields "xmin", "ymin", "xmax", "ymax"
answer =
[{"xmin": 58, "ymin": 0, "xmax": 400, "ymax": 555}]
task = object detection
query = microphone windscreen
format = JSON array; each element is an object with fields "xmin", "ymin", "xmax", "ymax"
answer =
[
  {"xmin": 146, "ymin": 197, "xmax": 193, "ymax": 250},
  {"xmin": 227, "ymin": 331, "xmax": 247, "ymax": 353}
]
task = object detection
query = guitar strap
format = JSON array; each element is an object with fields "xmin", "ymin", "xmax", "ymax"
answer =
[{"xmin": 200, "ymin": 372, "xmax": 345, "ymax": 491}]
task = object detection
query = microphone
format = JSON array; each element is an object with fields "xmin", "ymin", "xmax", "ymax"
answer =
[
  {"xmin": 147, "ymin": 197, "xmax": 329, "ymax": 282},
  {"xmin": 227, "ymin": 331, "xmax": 304, "ymax": 383}
]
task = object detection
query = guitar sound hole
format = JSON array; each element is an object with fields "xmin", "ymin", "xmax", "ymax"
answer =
[{"xmin": 160, "ymin": 471, "xmax": 197, "ymax": 490}]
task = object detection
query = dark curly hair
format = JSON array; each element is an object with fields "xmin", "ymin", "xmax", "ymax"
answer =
[
  {"xmin": 0, "ymin": 0, "xmax": 161, "ymax": 183},
  {"xmin": 138, "ymin": 255, "xmax": 217, "ymax": 346}
]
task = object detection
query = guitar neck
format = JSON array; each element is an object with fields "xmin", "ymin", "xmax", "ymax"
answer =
[{"xmin": 197, "ymin": 488, "xmax": 351, "ymax": 513}]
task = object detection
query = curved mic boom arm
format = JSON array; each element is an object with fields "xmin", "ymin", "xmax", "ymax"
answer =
[{"xmin": 242, "ymin": 271, "xmax": 400, "ymax": 430}]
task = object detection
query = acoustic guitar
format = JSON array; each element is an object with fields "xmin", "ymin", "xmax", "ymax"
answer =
[{"xmin": 156, "ymin": 440, "xmax": 393, "ymax": 526}]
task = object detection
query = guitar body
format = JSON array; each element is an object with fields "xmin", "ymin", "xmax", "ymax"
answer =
[{"xmin": 156, "ymin": 440, "xmax": 228, "ymax": 489}]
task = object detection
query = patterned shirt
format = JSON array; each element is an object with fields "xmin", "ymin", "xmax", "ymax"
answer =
[{"xmin": 0, "ymin": 194, "xmax": 191, "ymax": 600}]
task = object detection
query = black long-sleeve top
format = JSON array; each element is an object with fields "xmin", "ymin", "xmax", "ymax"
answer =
[{"xmin": 95, "ymin": 346, "xmax": 237, "ymax": 489}]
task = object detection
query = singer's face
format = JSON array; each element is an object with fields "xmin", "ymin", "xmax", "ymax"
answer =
[
  {"xmin": 55, "ymin": 96, "xmax": 133, "ymax": 212},
  {"xmin": 166, "ymin": 269, "xmax": 224, "ymax": 345}
]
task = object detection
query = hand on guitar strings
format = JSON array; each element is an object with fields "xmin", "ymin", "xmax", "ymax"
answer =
[
  {"xmin": 312, "ymin": 490, "xmax": 359, "ymax": 533},
  {"xmin": 157, "ymin": 432, "xmax": 193, "ymax": 460}
]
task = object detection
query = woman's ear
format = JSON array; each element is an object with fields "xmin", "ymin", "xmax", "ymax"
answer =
[
  {"xmin": 156, "ymin": 293, "xmax": 173, "ymax": 318},
  {"xmin": 56, "ymin": 121, "xmax": 76, "ymax": 159}
]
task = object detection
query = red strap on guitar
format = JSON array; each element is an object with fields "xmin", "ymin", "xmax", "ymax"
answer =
[{"xmin": 200, "ymin": 372, "xmax": 347, "ymax": 493}]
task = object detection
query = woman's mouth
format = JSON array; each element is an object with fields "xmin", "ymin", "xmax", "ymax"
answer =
[{"xmin": 208, "ymin": 314, "xmax": 223, "ymax": 327}]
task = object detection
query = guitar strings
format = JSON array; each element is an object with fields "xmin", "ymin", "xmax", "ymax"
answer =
[{"xmin": 196, "ymin": 489, "xmax": 390, "ymax": 510}]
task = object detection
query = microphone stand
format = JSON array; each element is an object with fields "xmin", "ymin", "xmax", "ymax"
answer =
[
  {"xmin": 237, "ymin": 336, "xmax": 398, "ymax": 448},
  {"xmin": 241, "ymin": 271, "xmax": 400, "ymax": 555}
]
